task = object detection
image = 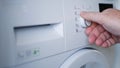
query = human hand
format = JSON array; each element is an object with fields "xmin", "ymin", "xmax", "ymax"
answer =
[
  {"xmin": 85, "ymin": 23, "xmax": 119, "ymax": 48},
  {"xmin": 80, "ymin": 8, "xmax": 120, "ymax": 47}
]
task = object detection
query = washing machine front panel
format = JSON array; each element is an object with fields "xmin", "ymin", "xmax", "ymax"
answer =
[
  {"xmin": 0, "ymin": 0, "xmax": 115, "ymax": 68},
  {"xmin": 0, "ymin": 0, "xmax": 65, "ymax": 67}
]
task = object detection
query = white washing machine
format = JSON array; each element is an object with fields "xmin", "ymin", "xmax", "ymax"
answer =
[{"xmin": 0, "ymin": 0, "xmax": 119, "ymax": 68}]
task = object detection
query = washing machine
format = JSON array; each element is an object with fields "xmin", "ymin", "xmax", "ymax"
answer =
[{"xmin": 0, "ymin": 0, "xmax": 119, "ymax": 68}]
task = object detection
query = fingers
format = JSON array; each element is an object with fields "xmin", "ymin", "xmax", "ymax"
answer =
[
  {"xmin": 81, "ymin": 9, "xmax": 120, "ymax": 47},
  {"xmin": 87, "ymin": 25, "xmax": 105, "ymax": 44},
  {"xmin": 89, "ymin": 30, "xmax": 117, "ymax": 48},
  {"xmin": 95, "ymin": 31, "xmax": 114, "ymax": 47},
  {"xmin": 95, "ymin": 32, "xmax": 118, "ymax": 48},
  {"xmin": 86, "ymin": 23, "xmax": 97, "ymax": 35},
  {"xmin": 101, "ymin": 38, "xmax": 116, "ymax": 48},
  {"xmin": 86, "ymin": 24, "xmax": 117, "ymax": 48},
  {"xmin": 80, "ymin": 11, "xmax": 104, "ymax": 25}
]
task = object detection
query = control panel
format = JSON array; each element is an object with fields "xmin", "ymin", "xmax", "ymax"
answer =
[{"xmin": 64, "ymin": 0, "xmax": 114, "ymax": 50}]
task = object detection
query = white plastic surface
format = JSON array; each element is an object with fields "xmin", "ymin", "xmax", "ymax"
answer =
[
  {"xmin": 78, "ymin": 16, "xmax": 91, "ymax": 28},
  {"xmin": 60, "ymin": 49, "xmax": 109, "ymax": 68},
  {"xmin": 15, "ymin": 23, "xmax": 63, "ymax": 46}
]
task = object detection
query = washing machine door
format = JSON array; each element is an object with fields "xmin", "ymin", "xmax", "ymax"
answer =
[{"xmin": 60, "ymin": 49, "xmax": 109, "ymax": 68}]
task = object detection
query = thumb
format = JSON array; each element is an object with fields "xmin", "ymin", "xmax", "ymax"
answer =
[{"xmin": 80, "ymin": 11, "xmax": 104, "ymax": 25}]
